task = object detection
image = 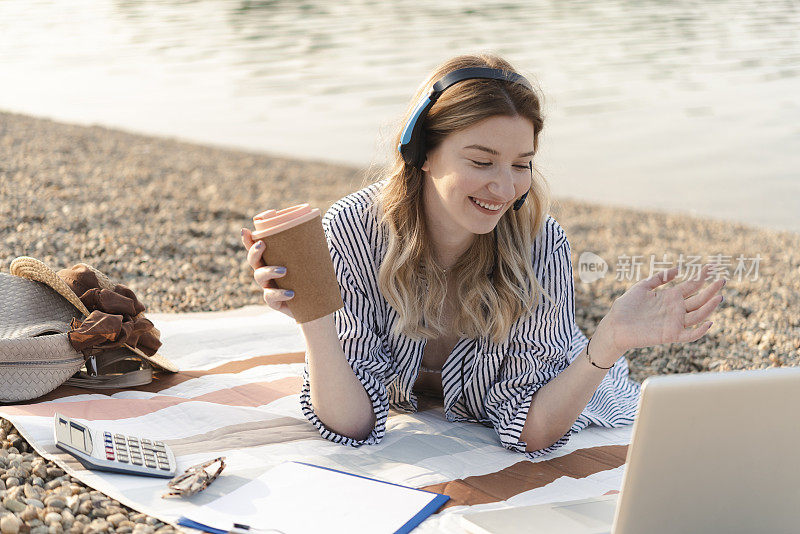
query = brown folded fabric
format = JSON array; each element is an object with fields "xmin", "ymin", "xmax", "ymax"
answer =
[
  {"xmin": 58, "ymin": 264, "xmax": 162, "ymax": 357},
  {"xmin": 68, "ymin": 314, "xmax": 161, "ymax": 357}
]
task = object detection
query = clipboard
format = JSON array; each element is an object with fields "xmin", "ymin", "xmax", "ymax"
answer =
[{"xmin": 177, "ymin": 461, "xmax": 450, "ymax": 534}]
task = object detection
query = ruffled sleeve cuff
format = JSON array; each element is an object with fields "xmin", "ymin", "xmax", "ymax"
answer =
[
  {"xmin": 299, "ymin": 362, "xmax": 390, "ymax": 447},
  {"xmin": 491, "ymin": 382, "xmax": 574, "ymax": 459}
]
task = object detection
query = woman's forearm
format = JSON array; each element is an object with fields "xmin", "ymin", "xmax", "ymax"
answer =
[
  {"xmin": 301, "ymin": 313, "xmax": 377, "ymax": 441},
  {"xmin": 519, "ymin": 318, "xmax": 624, "ymax": 452}
]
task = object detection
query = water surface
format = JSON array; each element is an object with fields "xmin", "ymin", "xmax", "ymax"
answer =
[{"xmin": 1, "ymin": 0, "xmax": 798, "ymax": 232}]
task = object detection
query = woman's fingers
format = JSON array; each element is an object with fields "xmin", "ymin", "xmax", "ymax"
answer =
[
  {"xmin": 241, "ymin": 228, "xmax": 254, "ymax": 249},
  {"xmin": 684, "ymin": 291, "xmax": 722, "ymax": 328},
  {"xmin": 263, "ymin": 287, "xmax": 294, "ymax": 303},
  {"xmin": 254, "ymin": 265, "xmax": 286, "ymax": 289},
  {"xmin": 639, "ymin": 266, "xmax": 679, "ymax": 290},
  {"xmin": 678, "ymin": 263, "xmax": 717, "ymax": 298},
  {"xmin": 245, "ymin": 236, "xmax": 266, "ymax": 270},
  {"xmin": 685, "ymin": 277, "xmax": 726, "ymax": 312},
  {"xmin": 262, "ymin": 287, "xmax": 294, "ymax": 313},
  {"xmin": 677, "ymin": 320, "xmax": 714, "ymax": 343}
]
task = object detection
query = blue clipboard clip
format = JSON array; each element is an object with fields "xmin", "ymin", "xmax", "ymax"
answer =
[{"xmin": 177, "ymin": 518, "xmax": 285, "ymax": 534}]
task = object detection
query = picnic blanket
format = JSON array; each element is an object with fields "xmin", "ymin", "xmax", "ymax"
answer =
[{"xmin": 0, "ymin": 305, "xmax": 635, "ymax": 533}]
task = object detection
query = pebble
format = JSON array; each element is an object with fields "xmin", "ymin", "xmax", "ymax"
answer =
[
  {"xmin": 2, "ymin": 500, "xmax": 25, "ymax": 514},
  {"xmin": 65, "ymin": 496, "xmax": 79, "ymax": 514},
  {"xmin": 106, "ymin": 513, "xmax": 126, "ymax": 527},
  {"xmin": 19, "ymin": 507, "xmax": 38, "ymax": 522},
  {"xmin": 25, "ymin": 498, "xmax": 44, "ymax": 509},
  {"xmin": 87, "ymin": 519, "xmax": 108, "ymax": 532},
  {"xmin": 77, "ymin": 501, "xmax": 93, "ymax": 517},
  {"xmin": 0, "ymin": 515, "xmax": 21, "ymax": 534},
  {"xmin": 43, "ymin": 497, "xmax": 65, "ymax": 511},
  {"xmin": 44, "ymin": 512, "xmax": 62, "ymax": 525}
]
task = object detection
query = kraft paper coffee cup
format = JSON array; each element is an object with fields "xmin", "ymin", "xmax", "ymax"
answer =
[{"xmin": 251, "ymin": 204, "xmax": 344, "ymax": 324}]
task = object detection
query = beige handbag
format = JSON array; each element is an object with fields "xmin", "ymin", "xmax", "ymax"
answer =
[{"xmin": 0, "ymin": 257, "xmax": 178, "ymax": 403}]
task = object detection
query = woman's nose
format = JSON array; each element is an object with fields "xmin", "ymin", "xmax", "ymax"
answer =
[{"xmin": 489, "ymin": 171, "xmax": 517, "ymax": 200}]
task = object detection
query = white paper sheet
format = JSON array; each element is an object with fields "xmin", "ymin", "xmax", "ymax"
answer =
[{"xmin": 183, "ymin": 461, "xmax": 445, "ymax": 534}]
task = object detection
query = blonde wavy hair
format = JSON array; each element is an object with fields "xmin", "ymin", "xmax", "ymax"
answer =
[{"xmin": 365, "ymin": 53, "xmax": 554, "ymax": 345}]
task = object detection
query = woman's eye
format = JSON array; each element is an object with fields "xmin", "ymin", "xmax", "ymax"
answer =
[
  {"xmin": 470, "ymin": 160, "xmax": 491, "ymax": 167},
  {"xmin": 513, "ymin": 165, "xmax": 530, "ymax": 170}
]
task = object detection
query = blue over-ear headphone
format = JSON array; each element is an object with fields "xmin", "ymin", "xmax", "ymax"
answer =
[{"xmin": 397, "ymin": 66, "xmax": 534, "ymax": 211}]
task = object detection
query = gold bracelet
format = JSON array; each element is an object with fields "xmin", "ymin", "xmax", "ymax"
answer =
[{"xmin": 585, "ymin": 337, "xmax": 615, "ymax": 370}]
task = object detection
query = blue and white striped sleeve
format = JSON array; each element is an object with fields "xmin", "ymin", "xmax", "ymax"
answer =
[
  {"xmin": 299, "ymin": 210, "xmax": 393, "ymax": 447},
  {"xmin": 483, "ymin": 230, "xmax": 579, "ymax": 459}
]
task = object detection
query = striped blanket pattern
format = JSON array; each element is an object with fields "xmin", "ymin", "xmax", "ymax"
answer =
[{"xmin": 0, "ymin": 306, "xmax": 633, "ymax": 533}]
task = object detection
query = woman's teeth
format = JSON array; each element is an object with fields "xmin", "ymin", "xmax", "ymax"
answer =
[{"xmin": 470, "ymin": 197, "xmax": 502, "ymax": 211}]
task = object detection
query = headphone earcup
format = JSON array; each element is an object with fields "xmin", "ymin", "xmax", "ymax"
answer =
[{"xmin": 512, "ymin": 191, "xmax": 528, "ymax": 211}]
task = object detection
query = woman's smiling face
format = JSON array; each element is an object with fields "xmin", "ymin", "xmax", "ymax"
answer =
[{"xmin": 421, "ymin": 114, "xmax": 535, "ymax": 241}]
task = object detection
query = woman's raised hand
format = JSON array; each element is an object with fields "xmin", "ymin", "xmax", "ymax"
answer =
[
  {"xmin": 241, "ymin": 228, "xmax": 295, "ymax": 319},
  {"xmin": 599, "ymin": 263, "xmax": 726, "ymax": 357}
]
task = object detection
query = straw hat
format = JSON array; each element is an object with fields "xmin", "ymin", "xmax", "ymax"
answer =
[
  {"xmin": 1, "ymin": 256, "xmax": 180, "ymax": 402},
  {"xmin": 9, "ymin": 256, "xmax": 178, "ymax": 373}
]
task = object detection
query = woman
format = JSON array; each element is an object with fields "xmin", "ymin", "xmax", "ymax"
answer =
[{"xmin": 241, "ymin": 53, "xmax": 725, "ymax": 458}]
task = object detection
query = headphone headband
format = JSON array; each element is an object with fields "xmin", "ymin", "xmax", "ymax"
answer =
[{"xmin": 397, "ymin": 66, "xmax": 533, "ymax": 211}]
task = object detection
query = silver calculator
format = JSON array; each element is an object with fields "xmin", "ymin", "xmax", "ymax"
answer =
[{"xmin": 53, "ymin": 413, "xmax": 177, "ymax": 478}]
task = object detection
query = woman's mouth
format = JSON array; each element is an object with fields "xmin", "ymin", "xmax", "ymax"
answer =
[{"xmin": 469, "ymin": 196, "xmax": 504, "ymax": 214}]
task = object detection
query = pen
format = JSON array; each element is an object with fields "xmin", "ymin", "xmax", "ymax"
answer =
[{"xmin": 227, "ymin": 523, "xmax": 286, "ymax": 534}]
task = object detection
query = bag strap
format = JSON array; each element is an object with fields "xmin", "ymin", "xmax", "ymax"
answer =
[{"xmin": 64, "ymin": 350, "xmax": 153, "ymax": 389}]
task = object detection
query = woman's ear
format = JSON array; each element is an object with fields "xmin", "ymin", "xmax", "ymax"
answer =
[{"xmin": 421, "ymin": 157, "xmax": 429, "ymax": 172}]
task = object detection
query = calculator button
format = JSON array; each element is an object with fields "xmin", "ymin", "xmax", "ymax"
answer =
[
  {"xmin": 103, "ymin": 432, "xmax": 111, "ymax": 438},
  {"xmin": 145, "ymin": 460, "xmax": 157, "ymax": 468},
  {"xmin": 117, "ymin": 456, "xmax": 129, "ymax": 463},
  {"xmin": 131, "ymin": 457, "xmax": 143, "ymax": 466},
  {"xmin": 141, "ymin": 439, "xmax": 151, "ymax": 444},
  {"xmin": 154, "ymin": 441, "xmax": 164, "ymax": 447},
  {"xmin": 106, "ymin": 452, "xmax": 115, "ymax": 460},
  {"xmin": 159, "ymin": 464, "xmax": 171, "ymax": 471}
]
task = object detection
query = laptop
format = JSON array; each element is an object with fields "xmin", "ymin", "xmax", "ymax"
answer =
[{"xmin": 461, "ymin": 366, "xmax": 800, "ymax": 534}]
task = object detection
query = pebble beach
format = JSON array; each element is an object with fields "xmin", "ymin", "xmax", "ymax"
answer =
[{"xmin": 1, "ymin": 110, "xmax": 799, "ymax": 533}]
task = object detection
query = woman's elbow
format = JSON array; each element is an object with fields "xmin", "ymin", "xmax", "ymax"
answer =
[
  {"xmin": 326, "ymin": 412, "xmax": 377, "ymax": 442},
  {"xmin": 520, "ymin": 425, "xmax": 558, "ymax": 453}
]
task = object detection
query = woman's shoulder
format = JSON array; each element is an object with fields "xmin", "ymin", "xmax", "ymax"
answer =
[
  {"xmin": 534, "ymin": 214, "xmax": 569, "ymax": 261},
  {"xmin": 321, "ymin": 178, "xmax": 387, "ymax": 235}
]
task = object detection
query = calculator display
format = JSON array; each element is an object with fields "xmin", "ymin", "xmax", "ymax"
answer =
[{"xmin": 55, "ymin": 416, "xmax": 92, "ymax": 454}]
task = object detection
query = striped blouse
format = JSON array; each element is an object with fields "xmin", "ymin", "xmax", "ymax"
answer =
[{"xmin": 299, "ymin": 179, "xmax": 641, "ymax": 459}]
